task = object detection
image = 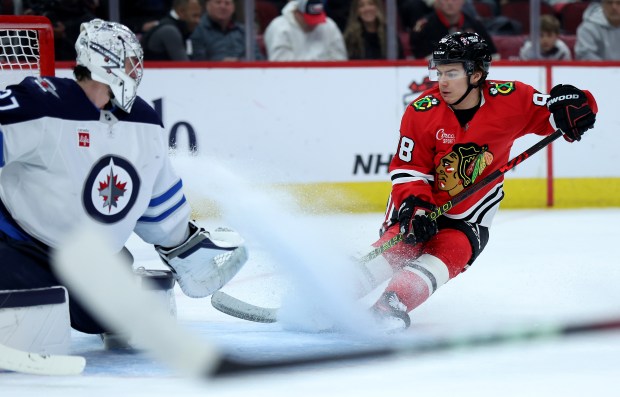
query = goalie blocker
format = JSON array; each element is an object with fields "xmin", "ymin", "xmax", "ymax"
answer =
[{"xmin": 156, "ymin": 221, "xmax": 248, "ymax": 298}]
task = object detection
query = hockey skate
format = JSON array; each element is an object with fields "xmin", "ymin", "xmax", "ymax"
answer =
[{"xmin": 371, "ymin": 291, "xmax": 411, "ymax": 332}]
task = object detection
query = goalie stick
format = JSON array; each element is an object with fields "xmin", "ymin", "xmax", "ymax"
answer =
[
  {"xmin": 50, "ymin": 220, "xmax": 620, "ymax": 378},
  {"xmin": 211, "ymin": 291, "xmax": 277, "ymax": 323},
  {"xmin": 52, "ymin": 224, "xmax": 220, "ymax": 378},
  {"xmin": 0, "ymin": 343, "xmax": 86, "ymax": 376},
  {"xmin": 211, "ymin": 129, "xmax": 564, "ymax": 324}
]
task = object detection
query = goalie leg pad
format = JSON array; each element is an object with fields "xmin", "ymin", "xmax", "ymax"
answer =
[
  {"xmin": 156, "ymin": 222, "xmax": 248, "ymax": 298},
  {"xmin": 0, "ymin": 286, "xmax": 71, "ymax": 355}
]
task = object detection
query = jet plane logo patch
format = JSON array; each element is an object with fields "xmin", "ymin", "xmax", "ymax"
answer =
[{"xmin": 83, "ymin": 156, "xmax": 140, "ymax": 223}]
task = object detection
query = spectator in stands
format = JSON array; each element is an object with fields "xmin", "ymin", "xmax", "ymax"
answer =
[
  {"xmin": 399, "ymin": 0, "xmax": 481, "ymax": 32},
  {"xmin": 141, "ymin": 0, "xmax": 202, "ymax": 61},
  {"xmin": 264, "ymin": 0, "xmax": 347, "ymax": 60},
  {"xmin": 326, "ymin": 0, "xmax": 352, "ymax": 31},
  {"xmin": 101, "ymin": 0, "xmax": 172, "ymax": 36},
  {"xmin": 343, "ymin": 0, "xmax": 404, "ymax": 59},
  {"xmin": 575, "ymin": 0, "xmax": 620, "ymax": 60},
  {"xmin": 24, "ymin": 0, "xmax": 99, "ymax": 60},
  {"xmin": 190, "ymin": 0, "xmax": 264, "ymax": 60},
  {"xmin": 133, "ymin": 1, "xmax": 172, "ymax": 32},
  {"xmin": 519, "ymin": 14, "xmax": 572, "ymax": 60},
  {"xmin": 409, "ymin": 0, "xmax": 497, "ymax": 59}
]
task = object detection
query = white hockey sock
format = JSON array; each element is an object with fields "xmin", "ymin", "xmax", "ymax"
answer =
[{"xmin": 355, "ymin": 253, "xmax": 395, "ymax": 296}]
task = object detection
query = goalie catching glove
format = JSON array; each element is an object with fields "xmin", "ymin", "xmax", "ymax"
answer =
[
  {"xmin": 397, "ymin": 195, "xmax": 438, "ymax": 245},
  {"xmin": 155, "ymin": 221, "xmax": 248, "ymax": 298},
  {"xmin": 547, "ymin": 84, "xmax": 597, "ymax": 142}
]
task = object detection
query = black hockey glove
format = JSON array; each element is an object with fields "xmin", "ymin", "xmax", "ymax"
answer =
[
  {"xmin": 547, "ymin": 84, "xmax": 596, "ymax": 142},
  {"xmin": 397, "ymin": 196, "xmax": 438, "ymax": 245}
]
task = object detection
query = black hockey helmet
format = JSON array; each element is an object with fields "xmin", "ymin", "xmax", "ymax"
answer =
[{"xmin": 430, "ymin": 32, "xmax": 492, "ymax": 78}]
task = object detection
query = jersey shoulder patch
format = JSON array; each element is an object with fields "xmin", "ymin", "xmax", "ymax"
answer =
[
  {"xmin": 488, "ymin": 81, "xmax": 516, "ymax": 96},
  {"xmin": 31, "ymin": 77, "xmax": 60, "ymax": 99},
  {"xmin": 410, "ymin": 94, "xmax": 441, "ymax": 111}
]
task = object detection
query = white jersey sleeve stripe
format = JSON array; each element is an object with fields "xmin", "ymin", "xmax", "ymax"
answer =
[
  {"xmin": 149, "ymin": 179, "xmax": 183, "ymax": 207},
  {"xmin": 389, "ymin": 169, "xmax": 434, "ymax": 186},
  {"xmin": 140, "ymin": 189, "xmax": 185, "ymax": 219},
  {"xmin": 138, "ymin": 196, "xmax": 187, "ymax": 223},
  {"xmin": 391, "ymin": 176, "xmax": 430, "ymax": 186}
]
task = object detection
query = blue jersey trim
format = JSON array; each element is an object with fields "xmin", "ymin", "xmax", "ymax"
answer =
[
  {"xmin": 138, "ymin": 195, "xmax": 187, "ymax": 223},
  {"xmin": 0, "ymin": 200, "xmax": 32, "ymax": 241},
  {"xmin": 149, "ymin": 179, "xmax": 183, "ymax": 207},
  {"xmin": 0, "ymin": 129, "xmax": 4, "ymax": 167}
]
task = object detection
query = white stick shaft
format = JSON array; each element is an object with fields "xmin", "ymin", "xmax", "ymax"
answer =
[{"xmin": 52, "ymin": 224, "xmax": 221, "ymax": 377}]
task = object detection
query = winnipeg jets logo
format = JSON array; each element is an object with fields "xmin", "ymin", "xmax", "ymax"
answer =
[
  {"xmin": 98, "ymin": 166, "xmax": 127, "ymax": 212},
  {"xmin": 83, "ymin": 156, "xmax": 141, "ymax": 223}
]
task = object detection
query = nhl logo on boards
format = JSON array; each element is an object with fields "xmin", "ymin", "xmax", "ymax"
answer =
[
  {"xmin": 78, "ymin": 130, "xmax": 90, "ymax": 147},
  {"xmin": 82, "ymin": 155, "xmax": 140, "ymax": 224}
]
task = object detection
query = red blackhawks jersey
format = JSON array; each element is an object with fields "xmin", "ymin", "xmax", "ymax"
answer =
[{"xmin": 384, "ymin": 80, "xmax": 555, "ymax": 229}]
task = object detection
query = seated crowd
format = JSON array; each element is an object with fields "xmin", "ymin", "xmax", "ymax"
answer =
[{"xmin": 8, "ymin": 0, "xmax": 620, "ymax": 61}]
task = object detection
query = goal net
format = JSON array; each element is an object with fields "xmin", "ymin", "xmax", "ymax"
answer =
[{"xmin": 0, "ymin": 15, "xmax": 55, "ymax": 90}]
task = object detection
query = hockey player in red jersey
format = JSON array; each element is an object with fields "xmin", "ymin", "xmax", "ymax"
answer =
[{"xmin": 362, "ymin": 32, "xmax": 597, "ymax": 330}]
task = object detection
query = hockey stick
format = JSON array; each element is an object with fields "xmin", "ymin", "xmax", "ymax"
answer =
[
  {"xmin": 211, "ymin": 291, "xmax": 277, "ymax": 323},
  {"xmin": 357, "ymin": 128, "xmax": 564, "ymax": 264},
  {"xmin": 211, "ymin": 129, "xmax": 564, "ymax": 323},
  {"xmin": 0, "ymin": 343, "xmax": 86, "ymax": 376},
  {"xmin": 51, "ymin": 221, "xmax": 620, "ymax": 377},
  {"xmin": 213, "ymin": 316, "xmax": 620, "ymax": 375},
  {"xmin": 52, "ymin": 225, "xmax": 221, "ymax": 377}
]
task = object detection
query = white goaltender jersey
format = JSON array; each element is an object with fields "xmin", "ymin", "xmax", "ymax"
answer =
[{"xmin": 0, "ymin": 76, "xmax": 190, "ymax": 251}]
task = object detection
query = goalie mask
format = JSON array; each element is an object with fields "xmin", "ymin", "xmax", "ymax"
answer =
[{"xmin": 75, "ymin": 19, "xmax": 144, "ymax": 113}]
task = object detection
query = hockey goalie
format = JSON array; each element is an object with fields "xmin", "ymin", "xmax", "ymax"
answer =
[{"xmin": 0, "ymin": 19, "xmax": 247, "ymax": 353}]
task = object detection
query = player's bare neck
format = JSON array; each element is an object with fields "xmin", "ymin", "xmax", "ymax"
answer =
[{"xmin": 77, "ymin": 78, "xmax": 112, "ymax": 110}]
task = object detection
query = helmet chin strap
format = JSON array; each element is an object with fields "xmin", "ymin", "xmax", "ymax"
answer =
[{"xmin": 449, "ymin": 75, "xmax": 481, "ymax": 107}]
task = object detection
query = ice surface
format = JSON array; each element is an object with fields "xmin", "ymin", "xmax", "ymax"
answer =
[{"xmin": 3, "ymin": 209, "xmax": 620, "ymax": 396}]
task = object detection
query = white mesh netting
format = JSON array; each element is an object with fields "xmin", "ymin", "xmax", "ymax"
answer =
[{"xmin": 0, "ymin": 28, "xmax": 42, "ymax": 89}]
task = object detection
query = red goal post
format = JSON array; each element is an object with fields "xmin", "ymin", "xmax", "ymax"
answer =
[{"xmin": 0, "ymin": 15, "xmax": 55, "ymax": 89}]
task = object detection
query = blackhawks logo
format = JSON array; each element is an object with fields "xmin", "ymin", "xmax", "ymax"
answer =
[
  {"xmin": 411, "ymin": 95, "xmax": 440, "ymax": 111},
  {"xmin": 436, "ymin": 143, "xmax": 495, "ymax": 197},
  {"xmin": 489, "ymin": 82, "xmax": 516, "ymax": 96}
]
